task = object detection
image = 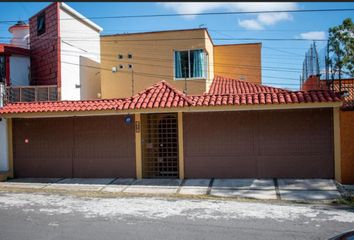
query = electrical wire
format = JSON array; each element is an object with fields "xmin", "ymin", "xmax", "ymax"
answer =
[{"xmin": 1, "ymin": 7, "xmax": 354, "ymax": 23}]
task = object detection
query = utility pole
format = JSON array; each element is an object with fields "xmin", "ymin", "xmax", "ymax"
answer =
[
  {"xmin": 313, "ymin": 41, "xmax": 320, "ymax": 76},
  {"xmin": 325, "ymin": 40, "xmax": 330, "ymax": 84},
  {"xmin": 304, "ymin": 52, "xmax": 308, "ymax": 80},
  {"xmin": 183, "ymin": 66, "xmax": 187, "ymax": 94},
  {"xmin": 299, "ymin": 75, "xmax": 302, "ymax": 90},
  {"xmin": 309, "ymin": 45, "xmax": 312, "ymax": 77},
  {"xmin": 131, "ymin": 67, "xmax": 134, "ymax": 96},
  {"xmin": 313, "ymin": 41, "xmax": 320, "ymax": 88},
  {"xmin": 338, "ymin": 57, "xmax": 342, "ymax": 93},
  {"xmin": 0, "ymin": 82, "xmax": 4, "ymax": 107}
]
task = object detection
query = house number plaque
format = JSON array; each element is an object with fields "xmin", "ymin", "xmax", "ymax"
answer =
[{"xmin": 135, "ymin": 121, "xmax": 140, "ymax": 133}]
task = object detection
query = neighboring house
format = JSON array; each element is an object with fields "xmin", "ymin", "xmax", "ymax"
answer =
[
  {"xmin": 29, "ymin": 2, "xmax": 102, "ymax": 101},
  {"xmin": 0, "ymin": 2, "xmax": 103, "ymax": 178},
  {"xmin": 0, "ymin": 3, "xmax": 344, "ymax": 182},
  {"xmin": 100, "ymin": 29, "xmax": 261, "ymax": 98},
  {"xmin": 0, "ymin": 21, "xmax": 31, "ymax": 104},
  {"xmin": 302, "ymin": 75, "xmax": 354, "ymax": 109},
  {"xmin": 302, "ymin": 74, "xmax": 354, "ymax": 184},
  {"xmin": 2, "ymin": 2, "xmax": 103, "ymax": 103}
]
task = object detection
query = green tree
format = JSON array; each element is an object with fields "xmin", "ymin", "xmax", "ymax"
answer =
[{"xmin": 328, "ymin": 18, "xmax": 354, "ymax": 78}]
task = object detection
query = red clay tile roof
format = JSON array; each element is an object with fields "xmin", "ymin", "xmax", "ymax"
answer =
[
  {"xmin": 191, "ymin": 90, "xmax": 340, "ymax": 106},
  {"xmin": 0, "ymin": 79, "xmax": 341, "ymax": 115},
  {"xmin": 127, "ymin": 80, "xmax": 193, "ymax": 109},
  {"xmin": 0, "ymin": 98, "xmax": 124, "ymax": 114},
  {"xmin": 0, "ymin": 43, "xmax": 30, "ymax": 56},
  {"xmin": 0, "ymin": 81, "xmax": 193, "ymax": 114},
  {"xmin": 208, "ymin": 75, "xmax": 288, "ymax": 95}
]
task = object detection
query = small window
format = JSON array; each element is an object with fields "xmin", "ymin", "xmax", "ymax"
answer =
[
  {"xmin": 118, "ymin": 54, "xmax": 123, "ymax": 59},
  {"xmin": 127, "ymin": 53, "xmax": 133, "ymax": 59},
  {"xmin": 37, "ymin": 13, "xmax": 46, "ymax": 36},
  {"xmin": 119, "ymin": 64, "xmax": 124, "ymax": 69},
  {"xmin": 128, "ymin": 64, "xmax": 133, "ymax": 69},
  {"xmin": 0, "ymin": 56, "xmax": 6, "ymax": 83},
  {"xmin": 174, "ymin": 49, "xmax": 206, "ymax": 79}
]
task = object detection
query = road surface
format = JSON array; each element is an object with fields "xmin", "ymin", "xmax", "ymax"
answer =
[{"xmin": 0, "ymin": 191, "xmax": 353, "ymax": 240}]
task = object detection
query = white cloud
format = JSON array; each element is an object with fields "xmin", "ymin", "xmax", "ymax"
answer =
[
  {"xmin": 238, "ymin": 19, "xmax": 264, "ymax": 30},
  {"xmin": 158, "ymin": 3, "xmax": 225, "ymax": 15},
  {"xmin": 257, "ymin": 12, "xmax": 293, "ymax": 26},
  {"xmin": 159, "ymin": 2, "xmax": 298, "ymax": 29},
  {"xmin": 299, "ymin": 31, "xmax": 326, "ymax": 40}
]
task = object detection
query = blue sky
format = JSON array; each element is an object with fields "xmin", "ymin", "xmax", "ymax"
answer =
[{"xmin": 0, "ymin": 2, "xmax": 353, "ymax": 90}]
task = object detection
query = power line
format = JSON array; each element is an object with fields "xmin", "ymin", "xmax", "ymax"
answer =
[
  {"xmin": 60, "ymin": 49, "xmax": 303, "ymax": 72},
  {"xmin": 50, "ymin": 8, "xmax": 354, "ymax": 21},
  {"xmin": 60, "ymin": 60, "xmax": 301, "ymax": 82},
  {"xmin": 0, "ymin": 36, "xmax": 328, "ymax": 42},
  {"xmin": 1, "ymin": 7, "xmax": 354, "ymax": 23}
]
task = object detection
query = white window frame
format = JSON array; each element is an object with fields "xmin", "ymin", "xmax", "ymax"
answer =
[{"xmin": 173, "ymin": 49, "xmax": 208, "ymax": 81}]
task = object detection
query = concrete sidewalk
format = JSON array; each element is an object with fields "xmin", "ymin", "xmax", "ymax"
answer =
[{"xmin": 0, "ymin": 178, "xmax": 342, "ymax": 202}]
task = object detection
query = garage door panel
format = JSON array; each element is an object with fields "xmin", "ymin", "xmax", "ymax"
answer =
[
  {"xmin": 184, "ymin": 109, "xmax": 334, "ymax": 179},
  {"xmin": 13, "ymin": 116, "xmax": 136, "ymax": 178},
  {"xmin": 184, "ymin": 112, "xmax": 257, "ymax": 156},
  {"xmin": 258, "ymin": 155, "xmax": 333, "ymax": 178},
  {"xmin": 258, "ymin": 109, "xmax": 333, "ymax": 155},
  {"xmin": 185, "ymin": 156, "xmax": 257, "ymax": 178},
  {"xmin": 13, "ymin": 118, "xmax": 73, "ymax": 178},
  {"xmin": 73, "ymin": 116, "xmax": 135, "ymax": 178}
]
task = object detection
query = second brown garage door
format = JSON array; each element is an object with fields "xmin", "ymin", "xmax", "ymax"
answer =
[
  {"xmin": 183, "ymin": 109, "xmax": 334, "ymax": 179},
  {"xmin": 13, "ymin": 115, "xmax": 135, "ymax": 178}
]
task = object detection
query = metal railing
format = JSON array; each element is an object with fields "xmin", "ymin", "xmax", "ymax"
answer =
[
  {"xmin": 5, "ymin": 85, "xmax": 58, "ymax": 103},
  {"xmin": 329, "ymin": 79, "xmax": 354, "ymax": 110}
]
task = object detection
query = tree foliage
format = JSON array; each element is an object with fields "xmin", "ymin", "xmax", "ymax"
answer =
[{"xmin": 328, "ymin": 18, "xmax": 354, "ymax": 77}]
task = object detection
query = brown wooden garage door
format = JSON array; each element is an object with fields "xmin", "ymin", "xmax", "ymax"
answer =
[
  {"xmin": 13, "ymin": 115, "xmax": 135, "ymax": 178},
  {"xmin": 183, "ymin": 109, "xmax": 334, "ymax": 179}
]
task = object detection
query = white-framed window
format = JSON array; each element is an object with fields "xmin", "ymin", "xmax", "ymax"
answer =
[{"xmin": 174, "ymin": 49, "xmax": 207, "ymax": 79}]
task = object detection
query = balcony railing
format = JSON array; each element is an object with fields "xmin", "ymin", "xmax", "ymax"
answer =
[
  {"xmin": 5, "ymin": 85, "xmax": 58, "ymax": 103},
  {"xmin": 330, "ymin": 79, "xmax": 354, "ymax": 110}
]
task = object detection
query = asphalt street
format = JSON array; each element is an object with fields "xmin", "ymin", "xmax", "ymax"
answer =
[{"xmin": 0, "ymin": 191, "xmax": 353, "ymax": 240}]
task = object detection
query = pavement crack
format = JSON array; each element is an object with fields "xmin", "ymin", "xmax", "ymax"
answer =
[
  {"xmin": 273, "ymin": 178, "xmax": 281, "ymax": 200},
  {"xmin": 206, "ymin": 178, "xmax": 214, "ymax": 195}
]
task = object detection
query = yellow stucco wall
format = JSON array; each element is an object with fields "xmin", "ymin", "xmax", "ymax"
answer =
[
  {"xmin": 205, "ymin": 31, "xmax": 214, "ymax": 92},
  {"xmin": 213, "ymin": 43, "xmax": 262, "ymax": 84},
  {"xmin": 100, "ymin": 29, "xmax": 213, "ymax": 99},
  {"xmin": 340, "ymin": 110, "xmax": 354, "ymax": 184}
]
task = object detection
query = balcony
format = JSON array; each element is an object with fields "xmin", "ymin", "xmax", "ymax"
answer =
[{"xmin": 5, "ymin": 85, "xmax": 58, "ymax": 103}]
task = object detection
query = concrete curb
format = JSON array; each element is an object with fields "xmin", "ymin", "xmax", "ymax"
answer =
[
  {"xmin": 334, "ymin": 181, "xmax": 353, "ymax": 201},
  {"xmin": 0, "ymin": 184, "xmax": 345, "ymax": 206}
]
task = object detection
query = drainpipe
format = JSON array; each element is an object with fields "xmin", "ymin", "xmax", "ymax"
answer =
[{"xmin": 0, "ymin": 82, "xmax": 4, "ymax": 107}]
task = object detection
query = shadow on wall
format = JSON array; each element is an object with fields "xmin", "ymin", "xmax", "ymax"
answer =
[{"xmin": 79, "ymin": 56, "xmax": 101, "ymax": 100}]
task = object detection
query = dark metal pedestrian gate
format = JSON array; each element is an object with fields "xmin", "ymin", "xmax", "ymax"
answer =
[{"xmin": 141, "ymin": 113, "xmax": 179, "ymax": 178}]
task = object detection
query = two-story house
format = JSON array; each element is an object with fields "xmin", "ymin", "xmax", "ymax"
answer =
[
  {"xmin": 0, "ymin": 2, "xmax": 344, "ymax": 183},
  {"xmin": 100, "ymin": 28, "xmax": 261, "ymax": 98},
  {"xmin": 2, "ymin": 2, "xmax": 102, "ymax": 104}
]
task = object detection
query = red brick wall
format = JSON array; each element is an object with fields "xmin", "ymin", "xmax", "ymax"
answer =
[
  {"xmin": 340, "ymin": 111, "xmax": 354, "ymax": 184},
  {"xmin": 29, "ymin": 3, "xmax": 60, "ymax": 86},
  {"xmin": 302, "ymin": 75, "xmax": 327, "ymax": 91}
]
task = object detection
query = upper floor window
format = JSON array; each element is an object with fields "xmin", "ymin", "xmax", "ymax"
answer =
[
  {"xmin": 174, "ymin": 49, "xmax": 206, "ymax": 79},
  {"xmin": 37, "ymin": 13, "xmax": 46, "ymax": 36},
  {"xmin": 0, "ymin": 56, "xmax": 5, "ymax": 83}
]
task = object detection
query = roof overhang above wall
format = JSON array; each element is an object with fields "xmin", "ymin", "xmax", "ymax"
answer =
[
  {"xmin": 0, "ymin": 44, "xmax": 30, "ymax": 56},
  {"xmin": 0, "ymin": 102, "xmax": 342, "ymax": 119},
  {"xmin": 59, "ymin": 2, "xmax": 103, "ymax": 33}
]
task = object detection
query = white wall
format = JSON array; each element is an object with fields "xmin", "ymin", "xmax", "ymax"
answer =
[
  {"xmin": 0, "ymin": 119, "xmax": 9, "ymax": 172},
  {"xmin": 59, "ymin": 7, "xmax": 101, "ymax": 100},
  {"xmin": 9, "ymin": 55, "xmax": 30, "ymax": 86},
  {"xmin": 0, "ymin": 83, "xmax": 4, "ymax": 107}
]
